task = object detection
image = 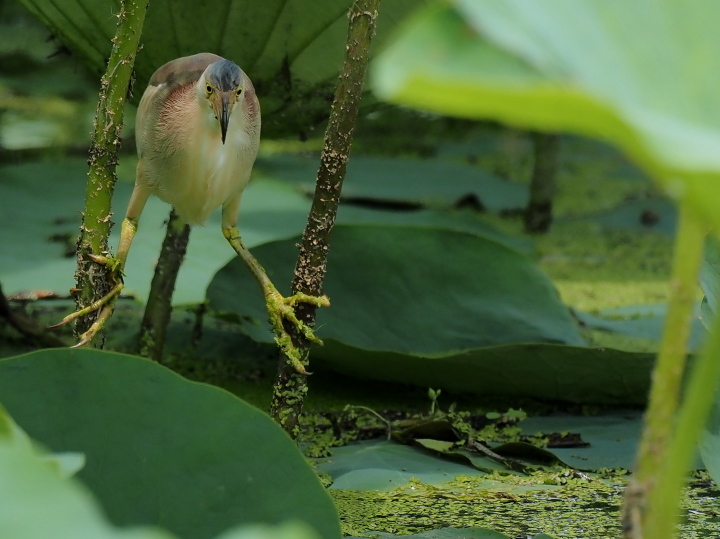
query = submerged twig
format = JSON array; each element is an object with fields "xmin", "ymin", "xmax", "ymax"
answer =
[
  {"xmin": 72, "ymin": 0, "xmax": 148, "ymax": 343},
  {"xmin": 344, "ymin": 405, "xmax": 393, "ymax": 441},
  {"xmin": 470, "ymin": 441, "xmax": 526, "ymax": 473},
  {"xmin": 0, "ymin": 283, "xmax": 68, "ymax": 348},
  {"xmin": 270, "ymin": 0, "xmax": 382, "ymax": 437}
]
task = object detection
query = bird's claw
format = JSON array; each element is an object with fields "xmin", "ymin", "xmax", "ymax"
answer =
[
  {"xmin": 266, "ymin": 291, "xmax": 330, "ymax": 375},
  {"xmin": 50, "ymin": 255, "xmax": 124, "ymax": 347},
  {"xmin": 88, "ymin": 254, "xmax": 124, "ymax": 275},
  {"xmin": 68, "ymin": 304, "xmax": 116, "ymax": 348}
]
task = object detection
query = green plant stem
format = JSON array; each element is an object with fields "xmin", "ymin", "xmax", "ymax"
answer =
[
  {"xmin": 73, "ymin": 0, "xmax": 148, "ymax": 341},
  {"xmin": 138, "ymin": 209, "xmax": 191, "ymax": 362},
  {"xmin": 645, "ymin": 253, "xmax": 719, "ymax": 538},
  {"xmin": 622, "ymin": 200, "xmax": 705, "ymax": 538},
  {"xmin": 269, "ymin": 0, "xmax": 381, "ymax": 437},
  {"xmin": 645, "ymin": 283, "xmax": 720, "ymax": 537}
]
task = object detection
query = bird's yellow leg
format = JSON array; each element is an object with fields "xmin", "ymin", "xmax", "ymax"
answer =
[
  {"xmin": 222, "ymin": 225, "xmax": 330, "ymax": 374},
  {"xmin": 52, "ymin": 217, "xmax": 139, "ymax": 345}
]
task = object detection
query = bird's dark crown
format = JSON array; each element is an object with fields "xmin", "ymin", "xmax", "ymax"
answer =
[{"xmin": 207, "ymin": 60, "xmax": 242, "ymax": 91}]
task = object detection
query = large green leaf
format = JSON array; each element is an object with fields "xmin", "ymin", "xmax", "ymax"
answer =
[
  {"xmin": 570, "ymin": 199, "xmax": 677, "ymax": 236},
  {"xmin": 204, "ymin": 225, "xmax": 672, "ymax": 404},
  {"xmin": 315, "ymin": 440, "xmax": 485, "ymax": 491},
  {"xmin": 699, "ymin": 398, "xmax": 720, "ymax": 493},
  {"xmin": 310, "ymin": 342, "xmax": 653, "ymax": 405},
  {"xmin": 371, "ymin": 0, "xmax": 720, "ymax": 229},
  {"xmin": 520, "ymin": 413, "xmax": 643, "ymax": 471},
  {"xmin": 335, "ymin": 206, "xmax": 535, "ymax": 256},
  {"xmin": 0, "ymin": 403, "xmax": 85, "ymax": 480},
  {"xmin": 207, "ymin": 225, "xmax": 583, "ymax": 354},
  {"xmin": 215, "ymin": 523, "xmax": 320, "ymax": 539},
  {"xmin": 575, "ymin": 305, "xmax": 706, "ymax": 354},
  {"xmin": 105, "ymin": 304, "xmax": 653, "ymax": 405},
  {"xmin": 700, "ymin": 238, "xmax": 720, "ymax": 484},
  {"xmin": 0, "ymin": 431, "xmax": 173, "ymax": 539},
  {"xmin": 18, "ymin": 0, "xmax": 425, "ymax": 136},
  {"xmin": 316, "ymin": 439, "xmax": 568, "ymax": 495},
  {"xmin": 0, "ymin": 420, "xmax": 320, "ymax": 539},
  {"xmin": 0, "ymin": 349, "xmax": 340, "ymax": 539},
  {"xmin": 700, "ymin": 237, "xmax": 720, "ymax": 330},
  {"xmin": 256, "ymin": 155, "xmax": 528, "ymax": 212}
]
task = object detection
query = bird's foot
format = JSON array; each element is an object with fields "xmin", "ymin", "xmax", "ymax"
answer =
[
  {"xmin": 266, "ymin": 290, "xmax": 330, "ymax": 375},
  {"xmin": 50, "ymin": 254, "xmax": 124, "ymax": 347}
]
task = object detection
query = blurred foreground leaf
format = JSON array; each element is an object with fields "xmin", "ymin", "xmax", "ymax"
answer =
[
  {"xmin": 0, "ymin": 349, "xmax": 340, "ymax": 539},
  {"xmin": 372, "ymin": 0, "xmax": 720, "ymax": 229},
  {"xmin": 0, "ymin": 419, "xmax": 321, "ymax": 539},
  {"xmin": 0, "ymin": 427, "xmax": 173, "ymax": 539}
]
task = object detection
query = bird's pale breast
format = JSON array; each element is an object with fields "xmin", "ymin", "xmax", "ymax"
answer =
[{"xmin": 137, "ymin": 82, "xmax": 257, "ymax": 226}]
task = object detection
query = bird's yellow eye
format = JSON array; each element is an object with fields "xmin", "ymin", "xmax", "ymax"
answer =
[
  {"xmin": 206, "ymin": 84, "xmax": 213, "ymax": 95},
  {"xmin": 236, "ymin": 87, "xmax": 243, "ymax": 97}
]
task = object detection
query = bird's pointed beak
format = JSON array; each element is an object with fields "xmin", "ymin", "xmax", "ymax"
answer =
[{"xmin": 220, "ymin": 94, "xmax": 231, "ymax": 144}]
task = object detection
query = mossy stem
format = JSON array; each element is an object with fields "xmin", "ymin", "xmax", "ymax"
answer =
[
  {"xmin": 138, "ymin": 209, "xmax": 190, "ymax": 362},
  {"xmin": 73, "ymin": 0, "xmax": 148, "ymax": 342},
  {"xmin": 269, "ymin": 0, "xmax": 382, "ymax": 437},
  {"xmin": 622, "ymin": 200, "xmax": 705, "ymax": 537}
]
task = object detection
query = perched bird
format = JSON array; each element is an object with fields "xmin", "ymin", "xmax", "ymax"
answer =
[{"xmin": 55, "ymin": 53, "xmax": 328, "ymax": 372}]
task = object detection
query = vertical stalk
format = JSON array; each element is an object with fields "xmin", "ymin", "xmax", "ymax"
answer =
[
  {"xmin": 269, "ymin": 0, "xmax": 382, "ymax": 437},
  {"xmin": 494, "ymin": 127, "xmax": 526, "ymax": 180},
  {"xmin": 524, "ymin": 132, "xmax": 559, "ymax": 234},
  {"xmin": 138, "ymin": 209, "xmax": 191, "ymax": 362},
  {"xmin": 644, "ymin": 293, "xmax": 720, "ymax": 537},
  {"xmin": 74, "ymin": 0, "xmax": 148, "ymax": 341},
  {"xmin": 622, "ymin": 200, "xmax": 705, "ymax": 537}
]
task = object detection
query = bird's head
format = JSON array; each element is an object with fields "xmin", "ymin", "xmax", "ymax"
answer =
[{"xmin": 199, "ymin": 59, "xmax": 244, "ymax": 144}]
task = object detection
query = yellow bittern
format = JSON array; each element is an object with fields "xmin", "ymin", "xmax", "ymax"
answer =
[{"xmin": 55, "ymin": 53, "xmax": 328, "ymax": 372}]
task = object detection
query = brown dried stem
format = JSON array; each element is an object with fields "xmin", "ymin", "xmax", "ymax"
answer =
[{"xmin": 0, "ymin": 283, "xmax": 68, "ymax": 348}]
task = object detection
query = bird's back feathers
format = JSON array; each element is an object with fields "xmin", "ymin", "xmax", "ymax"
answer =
[{"xmin": 148, "ymin": 53, "xmax": 223, "ymax": 87}]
